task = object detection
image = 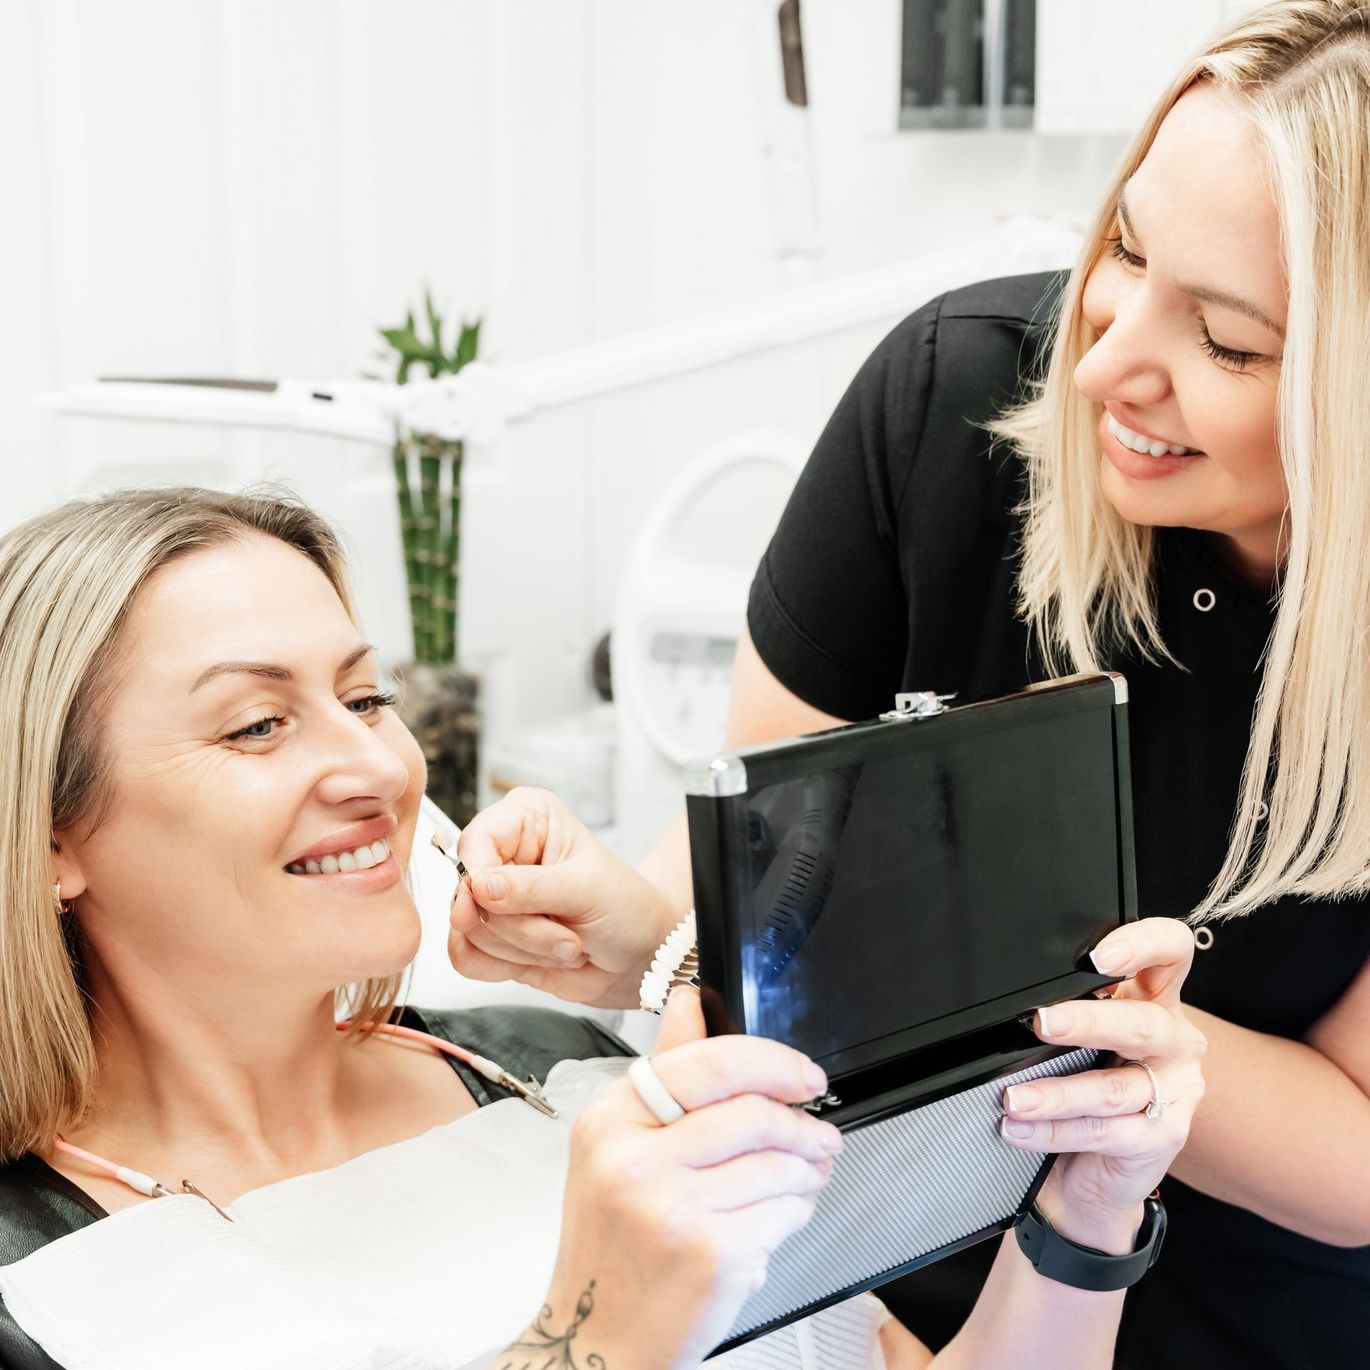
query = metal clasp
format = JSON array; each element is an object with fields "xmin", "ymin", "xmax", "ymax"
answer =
[
  {"xmin": 879, "ymin": 691, "xmax": 955, "ymax": 722},
  {"xmin": 498, "ymin": 1072, "xmax": 560, "ymax": 1119}
]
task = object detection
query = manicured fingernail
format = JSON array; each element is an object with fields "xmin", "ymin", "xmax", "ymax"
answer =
[
  {"xmin": 819, "ymin": 1124, "xmax": 843, "ymax": 1154},
  {"xmin": 481, "ymin": 871, "xmax": 508, "ymax": 899},
  {"xmin": 1006, "ymin": 1084, "xmax": 1040, "ymax": 1113},
  {"xmin": 805, "ymin": 1064, "xmax": 828, "ymax": 1095},
  {"xmin": 553, "ymin": 941, "xmax": 581, "ymax": 963},
  {"xmin": 1001, "ymin": 1117, "xmax": 1037, "ymax": 1140},
  {"xmin": 1090, "ymin": 941, "xmax": 1128, "ymax": 973},
  {"xmin": 1035, "ymin": 1005, "xmax": 1059, "ymax": 1037}
]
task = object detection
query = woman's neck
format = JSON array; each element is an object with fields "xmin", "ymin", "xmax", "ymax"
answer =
[
  {"xmin": 65, "ymin": 951, "xmax": 370, "ymax": 1193},
  {"xmin": 1202, "ymin": 524, "xmax": 1285, "ymax": 594}
]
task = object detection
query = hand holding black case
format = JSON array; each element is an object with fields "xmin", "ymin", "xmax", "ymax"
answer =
[{"xmin": 684, "ymin": 674, "xmax": 1138, "ymax": 1353}]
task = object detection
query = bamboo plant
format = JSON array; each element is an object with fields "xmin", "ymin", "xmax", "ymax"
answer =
[{"xmin": 379, "ymin": 292, "xmax": 481, "ymax": 665}]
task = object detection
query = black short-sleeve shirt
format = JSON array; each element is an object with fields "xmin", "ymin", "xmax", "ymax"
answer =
[{"xmin": 749, "ymin": 272, "xmax": 1370, "ymax": 1370}]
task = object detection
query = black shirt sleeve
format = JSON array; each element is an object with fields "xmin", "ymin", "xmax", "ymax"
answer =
[
  {"xmin": 748, "ymin": 272, "xmax": 1063, "ymax": 722},
  {"xmin": 747, "ymin": 302, "xmax": 937, "ymax": 723}
]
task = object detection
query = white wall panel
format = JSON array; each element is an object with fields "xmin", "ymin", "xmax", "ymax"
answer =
[
  {"xmin": 0, "ymin": 0, "xmax": 63, "ymax": 526},
  {"xmin": 78, "ymin": 1, "xmax": 224, "ymax": 373},
  {"xmin": 1034, "ymin": 1, "xmax": 1244, "ymax": 136}
]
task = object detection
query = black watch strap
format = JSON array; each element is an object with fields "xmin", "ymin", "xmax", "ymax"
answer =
[{"xmin": 1014, "ymin": 1195, "xmax": 1166, "ymax": 1292}]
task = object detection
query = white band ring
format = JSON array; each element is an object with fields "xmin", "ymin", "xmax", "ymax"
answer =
[
  {"xmin": 1121, "ymin": 1059, "xmax": 1173, "ymax": 1119},
  {"xmin": 628, "ymin": 1056, "xmax": 686, "ymax": 1125}
]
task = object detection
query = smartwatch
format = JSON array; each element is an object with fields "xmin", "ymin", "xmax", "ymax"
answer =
[{"xmin": 1014, "ymin": 1194, "xmax": 1167, "ymax": 1292}]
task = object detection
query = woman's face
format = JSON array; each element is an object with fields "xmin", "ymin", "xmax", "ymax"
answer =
[
  {"xmin": 1074, "ymin": 83, "xmax": 1288, "ymax": 581},
  {"xmin": 57, "ymin": 534, "xmax": 427, "ymax": 1002}
]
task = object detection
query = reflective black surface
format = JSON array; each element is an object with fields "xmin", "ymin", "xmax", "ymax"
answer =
[{"xmin": 725, "ymin": 705, "xmax": 1123, "ymax": 1077}]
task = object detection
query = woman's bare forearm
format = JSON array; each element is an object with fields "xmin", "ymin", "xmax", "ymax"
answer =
[
  {"xmin": 921, "ymin": 1229, "xmax": 1127, "ymax": 1370},
  {"xmin": 636, "ymin": 811, "xmax": 695, "ymax": 916},
  {"xmin": 500, "ymin": 1254, "xmax": 1122, "ymax": 1370},
  {"xmin": 485, "ymin": 1284, "xmax": 661, "ymax": 1370},
  {"xmin": 1170, "ymin": 1008, "xmax": 1370, "ymax": 1245}
]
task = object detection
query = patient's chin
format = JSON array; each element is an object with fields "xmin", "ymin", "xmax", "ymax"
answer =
[{"xmin": 321, "ymin": 904, "xmax": 424, "ymax": 988}]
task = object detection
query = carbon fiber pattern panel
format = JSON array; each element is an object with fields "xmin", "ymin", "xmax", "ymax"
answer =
[{"xmin": 727, "ymin": 1047, "xmax": 1099, "ymax": 1341}]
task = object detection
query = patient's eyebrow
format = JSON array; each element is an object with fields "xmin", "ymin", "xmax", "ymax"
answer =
[
  {"xmin": 190, "ymin": 643, "xmax": 376, "ymax": 693},
  {"xmin": 1117, "ymin": 190, "xmax": 1285, "ymax": 339}
]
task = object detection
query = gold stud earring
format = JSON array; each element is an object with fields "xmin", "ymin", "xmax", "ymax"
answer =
[{"xmin": 52, "ymin": 881, "xmax": 72, "ymax": 915}]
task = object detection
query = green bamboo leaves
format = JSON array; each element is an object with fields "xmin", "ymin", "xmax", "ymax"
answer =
[{"xmin": 380, "ymin": 290, "xmax": 481, "ymax": 665}]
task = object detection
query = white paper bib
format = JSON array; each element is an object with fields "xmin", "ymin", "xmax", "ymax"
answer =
[{"xmin": 0, "ymin": 1057, "xmax": 887, "ymax": 1369}]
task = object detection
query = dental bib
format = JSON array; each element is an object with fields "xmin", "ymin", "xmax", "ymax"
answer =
[{"xmin": 0, "ymin": 1058, "xmax": 888, "ymax": 1369}]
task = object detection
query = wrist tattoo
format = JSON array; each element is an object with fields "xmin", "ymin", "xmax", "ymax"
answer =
[{"xmin": 497, "ymin": 1281, "xmax": 605, "ymax": 1369}]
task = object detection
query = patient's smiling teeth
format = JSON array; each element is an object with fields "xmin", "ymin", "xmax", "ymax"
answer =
[{"xmin": 286, "ymin": 837, "xmax": 392, "ymax": 877}]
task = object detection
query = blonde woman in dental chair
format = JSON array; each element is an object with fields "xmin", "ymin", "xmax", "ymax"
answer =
[{"xmin": 0, "ymin": 488, "xmax": 1199, "ymax": 1370}]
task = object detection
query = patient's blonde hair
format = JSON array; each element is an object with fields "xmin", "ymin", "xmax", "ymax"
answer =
[
  {"xmin": 994, "ymin": 0, "xmax": 1370, "ymax": 919},
  {"xmin": 0, "ymin": 487, "xmax": 404, "ymax": 1161}
]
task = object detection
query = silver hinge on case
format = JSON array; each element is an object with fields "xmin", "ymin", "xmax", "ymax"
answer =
[
  {"xmin": 879, "ymin": 691, "xmax": 955, "ymax": 722},
  {"xmin": 684, "ymin": 754, "xmax": 749, "ymax": 797}
]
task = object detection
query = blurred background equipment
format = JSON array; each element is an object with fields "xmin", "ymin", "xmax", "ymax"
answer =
[
  {"xmin": 611, "ymin": 434, "xmax": 803, "ymax": 859},
  {"xmin": 900, "ymin": 0, "xmax": 1038, "ymax": 131}
]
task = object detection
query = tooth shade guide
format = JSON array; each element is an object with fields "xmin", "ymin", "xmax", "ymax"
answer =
[{"xmin": 430, "ymin": 831, "xmax": 473, "ymax": 887}]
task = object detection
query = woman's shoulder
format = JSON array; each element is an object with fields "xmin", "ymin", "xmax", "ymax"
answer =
[
  {"xmin": 0, "ymin": 1154, "xmax": 102, "ymax": 1262},
  {"xmin": 936, "ymin": 269, "xmax": 1067, "ymax": 328},
  {"xmin": 0, "ymin": 1153, "xmax": 100, "ymax": 1364},
  {"xmin": 833, "ymin": 268, "xmax": 1067, "ymax": 518},
  {"xmin": 404, "ymin": 1003, "xmax": 635, "ymax": 1082},
  {"xmin": 847, "ymin": 270, "xmax": 1066, "ymax": 541},
  {"xmin": 865, "ymin": 269, "xmax": 1066, "ymax": 385}
]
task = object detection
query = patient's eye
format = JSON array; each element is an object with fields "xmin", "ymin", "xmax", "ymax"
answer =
[
  {"xmin": 223, "ymin": 714, "xmax": 286, "ymax": 744},
  {"xmin": 345, "ymin": 691, "xmax": 396, "ymax": 717}
]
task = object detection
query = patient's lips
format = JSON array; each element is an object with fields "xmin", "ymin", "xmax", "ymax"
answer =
[
  {"xmin": 285, "ymin": 814, "xmax": 398, "ymax": 870},
  {"xmin": 288, "ymin": 838, "xmax": 390, "ymax": 876}
]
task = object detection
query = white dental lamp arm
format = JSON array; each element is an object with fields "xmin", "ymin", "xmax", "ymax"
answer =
[
  {"xmin": 34, "ymin": 218, "xmax": 1078, "ymax": 446},
  {"xmin": 394, "ymin": 216, "xmax": 1077, "ymax": 438},
  {"xmin": 35, "ymin": 376, "xmax": 400, "ymax": 446}
]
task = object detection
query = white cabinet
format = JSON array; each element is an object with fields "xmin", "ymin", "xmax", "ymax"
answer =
[{"xmin": 1034, "ymin": 0, "xmax": 1261, "ymax": 136}]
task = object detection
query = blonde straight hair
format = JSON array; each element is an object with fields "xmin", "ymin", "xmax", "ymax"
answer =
[
  {"xmin": 0, "ymin": 487, "xmax": 404, "ymax": 1161},
  {"xmin": 994, "ymin": 0, "xmax": 1370, "ymax": 921}
]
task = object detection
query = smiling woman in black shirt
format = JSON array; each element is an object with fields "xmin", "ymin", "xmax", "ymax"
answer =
[
  {"xmin": 451, "ymin": 5, "xmax": 1370, "ymax": 1367},
  {"xmin": 738, "ymin": 8, "xmax": 1370, "ymax": 1365},
  {"xmin": 745, "ymin": 263, "xmax": 1370, "ymax": 1369}
]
